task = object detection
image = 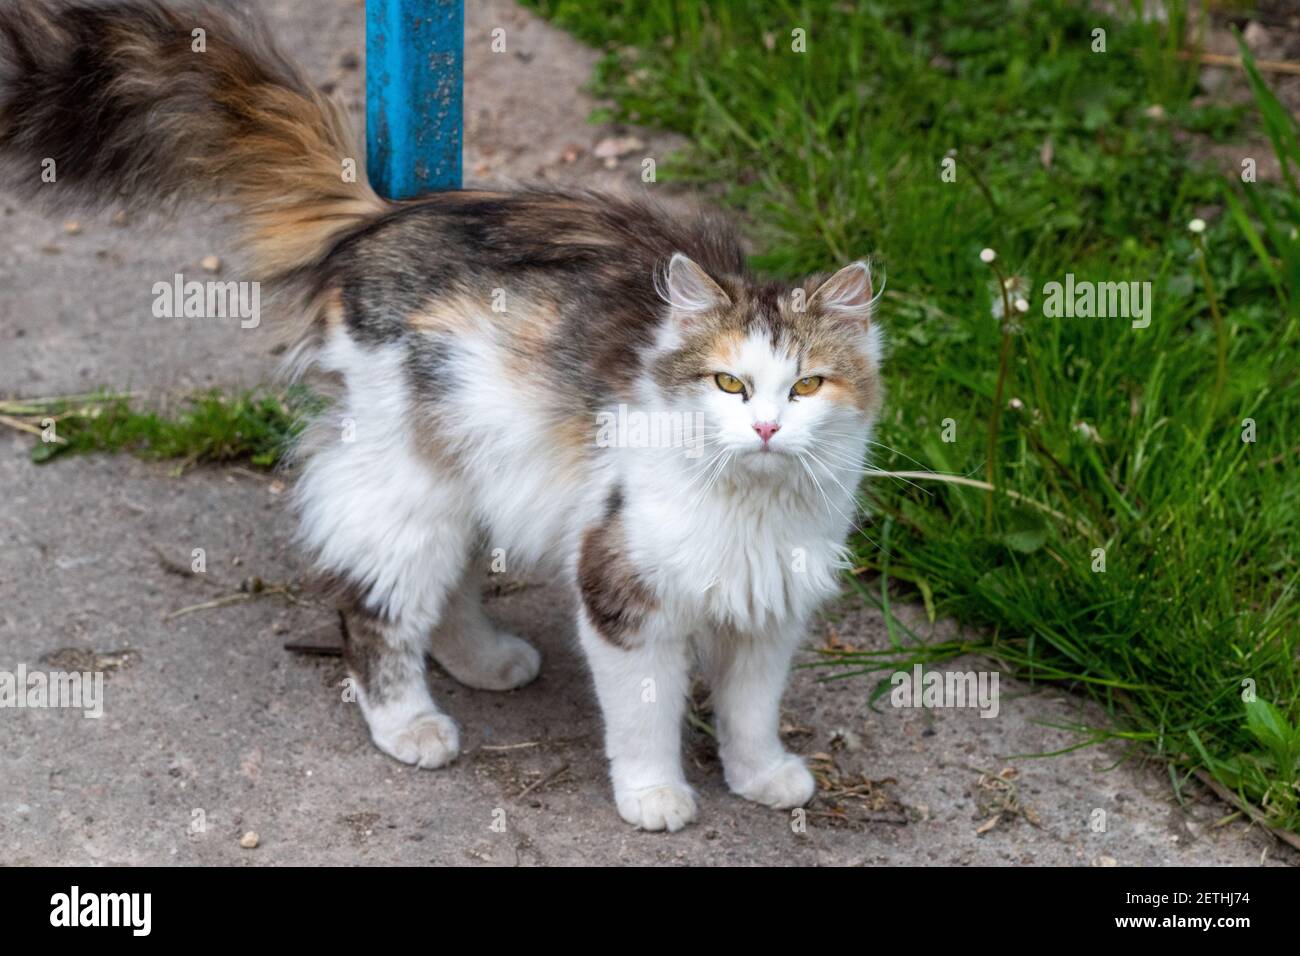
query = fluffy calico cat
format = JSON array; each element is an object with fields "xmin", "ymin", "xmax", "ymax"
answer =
[{"xmin": 0, "ymin": 0, "xmax": 883, "ymax": 830}]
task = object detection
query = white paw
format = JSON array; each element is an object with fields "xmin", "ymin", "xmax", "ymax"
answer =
[
  {"xmin": 372, "ymin": 712, "xmax": 460, "ymax": 769},
  {"xmin": 483, "ymin": 631, "xmax": 542, "ymax": 690},
  {"xmin": 438, "ymin": 631, "xmax": 542, "ymax": 691},
  {"xmin": 615, "ymin": 783, "xmax": 698, "ymax": 832},
  {"xmin": 728, "ymin": 754, "xmax": 816, "ymax": 809}
]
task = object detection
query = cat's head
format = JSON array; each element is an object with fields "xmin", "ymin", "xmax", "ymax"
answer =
[{"xmin": 647, "ymin": 253, "xmax": 884, "ymax": 475}]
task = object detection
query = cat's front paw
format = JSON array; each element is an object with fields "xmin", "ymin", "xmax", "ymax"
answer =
[
  {"xmin": 615, "ymin": 783, "xmax": 698, "ymax": 832},
  {"xmin": 728, "ymin": 754, "xmax": 816, "ymax": 809},
  {"xmin": 372, "ymin": 712, "xmax": 460, "ymax": 769}
]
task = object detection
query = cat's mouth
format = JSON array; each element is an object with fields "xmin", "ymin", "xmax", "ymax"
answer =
[{"xmin": 743, "ymin": 441, "xmax": 795, "ymax": 461}]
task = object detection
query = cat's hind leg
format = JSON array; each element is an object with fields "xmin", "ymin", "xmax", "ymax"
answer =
[{"xmin": 428, "ymin": 572, "xmax": 542, "ymax": 691}]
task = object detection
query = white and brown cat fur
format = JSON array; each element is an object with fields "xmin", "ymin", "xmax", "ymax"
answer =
[{"xmin": 0, "ymin": 0, "xmax": 884, "ymax": 830}]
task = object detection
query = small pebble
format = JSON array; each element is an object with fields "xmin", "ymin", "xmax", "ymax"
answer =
[
  {"xmin": 830, "ymin": 727, "xmax": 863, "ymax": 752},
  {"xmin": 593, "ymin": 135, "xmax": 644, "ymax": 159},
  {"xmin": 239, "ymin": 831, "xmax": 259, "ymax": 849}
]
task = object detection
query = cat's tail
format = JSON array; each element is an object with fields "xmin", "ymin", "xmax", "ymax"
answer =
[{"xmin": 0, "ymin": 0, "xmax": 388, "ymax": 283}]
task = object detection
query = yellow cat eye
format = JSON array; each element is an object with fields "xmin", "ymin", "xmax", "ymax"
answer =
[
  {"xmin": 715, "ymin": 373, "xmax": 746, "ymax": 395},
  {"xmin": 791, "ymin": 376, "xmax": 824, "ymax": 397}
]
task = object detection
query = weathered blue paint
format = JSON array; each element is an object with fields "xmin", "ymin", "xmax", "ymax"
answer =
[{"xmin": 366, "ymin": 0, "xmax": 463, "ymax": 199}]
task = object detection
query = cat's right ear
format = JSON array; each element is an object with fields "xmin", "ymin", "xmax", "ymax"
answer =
[
  {"xmin": 809, "ymin": 260, "xmax": 876, "ymax": 325},
  {"xmin": 658, "ymin": 253, "xmax": 731, "ymax": 318}
]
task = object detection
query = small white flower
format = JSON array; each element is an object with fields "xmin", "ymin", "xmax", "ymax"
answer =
[
  {"xmin": 1009, "ymin": 398, "xmax": 1024, "ymax": 411},
  {"xmin": 1188, "ymin": 218, "xmax": 1206, "ymax": 234},
  {"xmin": 980, "ymin": 248, "xmax": 997, "ymax": 263},
  {"xmin": 990, "ymin": 275, "xmax": 1030, "ymax": 322}
]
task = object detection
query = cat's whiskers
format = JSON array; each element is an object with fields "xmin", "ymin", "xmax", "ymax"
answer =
[
  {"xmin": 679, "ymin": 446, "xmax": 728, "ymax": 493},
  {"xmin": 682, "ymin": 433, "xmax": 727, "ymax": 451},
  {"xmin": 817, "ymin": 430, "xmax": 942, "ymax": 474},
  {"xmin": 689, "ymin": 451, "xmax": 734, "ymax": 511},
  {"xmin": 807, "ymin": 436, "xmax": 933, "ymax": 497},
  {"xmin": 799, "ymin": 447, "xmax": 890, "ymax": 555},
  {"xmin": 794, "ymin": 452, "xmax": 835, "ymax": 520},
  {"xmin": 862, "ymin": 437, "xmax": 933, "ymax": 473}
]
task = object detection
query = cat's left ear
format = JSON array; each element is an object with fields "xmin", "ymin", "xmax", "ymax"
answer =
[
  {"xmin": 659, "ymin": 252, "xmax": 731, "ymax": 318},
  {"xmin": 810, "ymin": 260, "xmax": 875, "ymax": 325}
]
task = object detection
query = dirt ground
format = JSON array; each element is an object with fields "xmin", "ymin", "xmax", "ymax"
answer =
[{"xmin": 0, "ymin": 0, "xmax": 1295, "ymax": 866}]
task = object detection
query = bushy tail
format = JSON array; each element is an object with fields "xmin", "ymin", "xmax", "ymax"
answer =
[{"xmin": 0, "ymin": 0, "xmax": 387, "ymax": 281}]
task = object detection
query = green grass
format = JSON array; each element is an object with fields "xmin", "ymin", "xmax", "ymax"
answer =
[
  {"xmin": 525, "ymin": 0, "xmax": 1300, "ymax": 833},
  {"xmin": 7, "ymin": 389, "xmax": 310, "ymax": 470}
]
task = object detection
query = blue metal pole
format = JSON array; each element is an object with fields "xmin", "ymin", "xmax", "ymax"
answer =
[{"xmin": 365, "ymin": 0, "xmax": 463, "ymax": 199}]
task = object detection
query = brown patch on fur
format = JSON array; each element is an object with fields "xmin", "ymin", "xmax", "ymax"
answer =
[
  {"xmin": 578, "ymin": 498, "xmax": 657, "ymax": 648},
  {"xmin": 819, "ymin": 374, "xmax": 880, "ymax": 413},
  {"xmin": 708, "ymin": 329, "xmax": 745, "ymax": 367},
  {"xmin": 317, "ymin": 572, "xmax": 390, "ymax": 700},
  {"xmin": 321, "ymin": 286, "xmax": 344, "ymax": 330},
  {"xmin": 339, "ymin": 606, "xmax": 387, "ymax": 701},
  {"xmin": 408, "ymin": 292, "xmax": 484, "ymax": 336},
  {"xmin": 408, "ymin": 407, "xmax": 469, "ymax": 476},
  {"xmin": 552, "ymin": 412, "xmax": 597, "ymax": 478},
  {"xmin": 500, "ymin": 294, "xmax": 563, "ymax": 377},
  {"xmin": 506, "ymin": 298, "xmax": 600, "ymax": 481},
  {"xmin": 795, "ymin": 331, "xmax": 880, "ymax": 412},
  {"xmin": 315, "ymin": 572, "xmax": 392, "ymax": 623},
  {"xmin": 407, "ymin": 287, "xmax": 594, "ymax": 482},
  {"xmin": 651, "ymin": 305, "xmax": 745, "ymax": 391},
  {"xmin": 319, "ymin": 572, "xmax": 427, "ymax": 706}
]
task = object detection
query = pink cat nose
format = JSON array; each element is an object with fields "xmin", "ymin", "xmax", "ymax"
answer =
[{"xmin": 753, "ymin": 421, "xmax": 781, "ymax": 444}]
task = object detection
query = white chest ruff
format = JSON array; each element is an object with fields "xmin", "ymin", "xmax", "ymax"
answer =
[{"xmin": 628, "ymin": 468, "xmax": 855, "ymax": 634}]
